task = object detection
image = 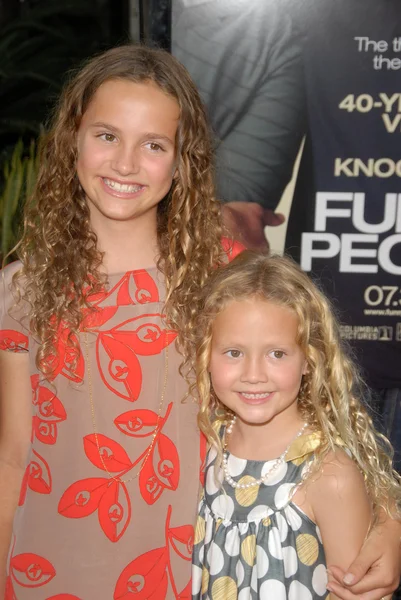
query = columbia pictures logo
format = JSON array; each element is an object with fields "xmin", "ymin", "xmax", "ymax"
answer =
[{"xmin": 378, "ymin": 326, "xmax": 393, "ymax": 341}]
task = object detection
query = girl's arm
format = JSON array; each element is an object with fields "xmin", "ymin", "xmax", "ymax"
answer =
[
  {"xmin": 298, "ymin": 449, "xmax": 372, "ymax": 600},
  {"xmin": 0, "ymin": 350, "xmax": 32, "ymax": 597}
]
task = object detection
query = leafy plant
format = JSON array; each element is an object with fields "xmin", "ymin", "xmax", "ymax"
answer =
[{"xmin": 0, "ymin": 139, "xmax": 39, "ymax": 263}]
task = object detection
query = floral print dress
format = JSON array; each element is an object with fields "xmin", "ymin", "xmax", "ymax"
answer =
[{"xmin": 1, "ymin": 261, "xmax": 203, "ymax": 600}]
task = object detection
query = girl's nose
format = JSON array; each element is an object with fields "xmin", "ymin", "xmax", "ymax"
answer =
[
  {"xmin": 240, "ymin": 356, "xmax": 268, "ymax": 383},
  {"xmin": 112, "ymin": 144, "xmax": 140, "ymax": 176}
]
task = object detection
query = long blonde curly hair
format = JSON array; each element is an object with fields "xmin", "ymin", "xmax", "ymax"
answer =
[
  {"xmin": 13, "ymin": 44, "xmax": 225, "ymax": 377},
  {"xmin": 196, "ymin": 250, "xmax": 401, "ymax": 518}
]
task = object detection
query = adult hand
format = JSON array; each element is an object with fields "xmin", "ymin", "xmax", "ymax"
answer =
[
  {"xmin": 222, "ymin": 201, "xmax": 285, "ymax": 251},
  {"xmin": 327, "ymin": 518, "xmax": 401, "ymax": 599}
]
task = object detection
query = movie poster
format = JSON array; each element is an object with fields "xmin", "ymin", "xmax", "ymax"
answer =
[{"xmin": 170, "ymin": 0, "xmax": 401, "ymax": 390}]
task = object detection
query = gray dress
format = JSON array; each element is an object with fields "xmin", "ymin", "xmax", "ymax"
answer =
[{"xmin": 192, "ymin": 431, "xmax": 329, "ymax": 599}]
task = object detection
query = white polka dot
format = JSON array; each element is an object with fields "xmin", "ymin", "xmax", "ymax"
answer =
[
  {"xmin": 228, "ymin": 454, "xmax": 247, "ymax": 476},
  {"xmin": 225, "ymin": 528, "xmax": 240, "ymax": 556},
  {"xmin": 238, "ymin": 586, "xmax": 251, "ymax": 600},
  {"xmin": 276, "ymin": 512, "xmax": 289, "ymax": 542},
  {"xmin": 274, "ymin": 483, "xmax": 296, "ymax": 509},
  {"xmin": 236, "ymin": 560, "xmax": 245, "ymax": 587},
  {"xmin": 199, "ymin": 545, "xmax": 204, "ymax": 564},
  {"xmin": 283, "ymin": 545, "xmax": 298, "ymax": 578},
  {"xmin": 316, "ymin": 525, "xmax": 323, "ymax": 544},
  {"xmin": 256, "ymin": 545, "xmax": 269, "ymax": 578},
  {"xmin": 260, "ymin": 579, "xmax": 286, "ymax": 600},
  {"xmin": 284, "ymin": 505, "xmax": 303, "ymax": 530},
  {"xmin": 205, "ymin": 462, "xmax": 223, "ymax": 495},
  {"xmin": 204, "ymin": 514, "xmax": 215, "ymax": 545},
  {"xmin": 261, "ymin": 461, "xmax": 288, "ymax": 485},
  {"xmin": 289, "ymin": 580, "xmax": 313, "ymax": 600},
  {"xmin": 312, "ymin": 564, "xmax": 328, "ymax": 596},
  {"xmin": 251, "ymin": 565, "xmax": 258, "ymax": 591},
  {"xmin": 247, "ymin": 504, "xmax": 271, "ymax": 522},
  {"xmin": 207, "ymin": 542, "xmax": 225, "ymax": 576},
  {"xmin": 192, "ymin": 565, "xmax": 202, "ymax": 595},
  {"xmin": 207, "ymin": 445, "xmax": 217, "ymax": 466},
  {"xmin": 268, "ymin": 527, "xmax": 283, "ymax": 560},
  {"xmin": 211, "ymin": 494, "xmax": 235, "ymax": 520}
]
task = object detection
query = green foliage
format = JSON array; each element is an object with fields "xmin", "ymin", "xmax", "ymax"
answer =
[{"xmin": 0, "ymin": 139, "xmax": 39, "ymax": 263}]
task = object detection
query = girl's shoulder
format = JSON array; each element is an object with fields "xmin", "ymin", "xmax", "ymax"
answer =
[
  {"xmin": 0, "ymin": 260, "xmax": 30, "ymax": 351},
  {"xmin": 0, "ymin": 260, "xmax": 24, "ymax": 308},
  {"xmin": 303, "ymin": 445, "xmax": 367, "ymax": 511},
  {"xmin": 1, "ymin": 259, "xmax": 23, "ymax": 282}
]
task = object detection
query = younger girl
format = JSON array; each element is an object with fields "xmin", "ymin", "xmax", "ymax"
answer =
[{"xmin": 193, "ymin": 250, "xmax": 401, "ymax": 599}]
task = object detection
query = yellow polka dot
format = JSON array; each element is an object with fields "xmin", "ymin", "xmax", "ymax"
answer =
[
  {"xmin": 262, "ymin": 516, "xmax": 271, "ymax": 527},
  {"xmin": 194, "ymin": 516, "xmax": 205, "ymax": 545},
  {"xmin": 241, "ymin": 534, "xmax": 256, "ymax": 566},
  {"xmin": 234, "ymin": 477, "xmax": 259, "ymax": 506},
  {"xmin": 296, "ymin": 533, "xmax": 319, "ymax": 565},
  {"xmin": 216, "ymin": 517, "xmax": 223, "ymax": 531},
  {"xmin": 201, "ymin": 567, "xmax": 210, "ymax": 595},
  {"xmin": 211, "ymin": 576, "xmax": 237, "ymax": 600}
]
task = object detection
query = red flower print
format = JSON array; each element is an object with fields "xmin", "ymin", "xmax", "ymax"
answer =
[
  {"xmin": 139, "ymin": 432, "xmax": 179, "ymax": 506},
  {"xmin": 10, "ymin": 553, "xmax": 55, "ymax": 588},
  {"xmin": 178, "ymin": 580, "xmax": 191, "ymax": 599},
  {"xmin": 0, "ymin": 330, "xmax": 28, "ymax": 352},
  {"xmin": 31, "ymin": 375, "xmax": 67, "ymax": 445},
  {"xmin": 114, "ymin": 547, "xmax": 168, "ymax": 600},
  {"xmin": 4, "ymin": 576, "xmax": 17, "ymax": 600},
  {"xmin": 96, "ymin": 314, "xmax": 176, "ymax": 401},
  {"xmin": 98, "ymin": 480, "xmax": 131, "ymax": 542},
  {"xmin": 114, "ymin": 408, "xmax": 160, "ymax": 438},
  {"xmin": 58, "ymin": 477, "xmax": 109, "ymax": 518},
  {"xmin": 40, "ymin": 326, "xmax": 84, "ymax": 383},
  {"xmin": 222, "ymin": 236, "xmax": 245, "ymax": 260},
  {"xmin": 114, "ymin": 506, "xmax": 192, "ymax": 600},
  {"xmin": 83, "ymin": 435, "xmax": 132, "ymax": 473},
  {"xmin": 19, "ymin": 450, "xmax": 52, "ymax": 505},
  {"xmin": 96, "ymin": 334, "xmax": 142, "ymax": 401},
  {"xmin": 168, "ymin": 525, "xmax": 193, "ymax": 561},
  {"xmin": 93, "ymin": 270, "xmax": 159, "ymax": 308}
]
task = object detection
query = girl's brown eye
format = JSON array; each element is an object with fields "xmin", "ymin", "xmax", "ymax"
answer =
[{"xmin": 273, "ymin": 351, "xmax": 284, "ymax": 359}]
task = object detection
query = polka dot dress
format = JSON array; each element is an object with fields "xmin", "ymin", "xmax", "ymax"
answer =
[{"xmin": 192, "ymin": 432, "xmax": 329, "ymax": 599}]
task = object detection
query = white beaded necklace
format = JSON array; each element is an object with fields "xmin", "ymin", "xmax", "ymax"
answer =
[{"xmin": 222, "ymin": 416, "xmax": 308, "ymax": 489}]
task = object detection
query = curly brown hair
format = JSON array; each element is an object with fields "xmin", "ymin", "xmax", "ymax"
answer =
[
  {"xmin": 14, "ymin": 44, "xmax": 225, "ymax": 377},
  {"xmin": 195, "ymin": 250, "xmax": 401, "ymax": 519}
]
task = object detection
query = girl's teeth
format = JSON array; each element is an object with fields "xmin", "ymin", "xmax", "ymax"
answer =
[
  {"xmin": 242, "ymin": 392, "xmax": 270, "ymax": 399},
  {"xmin": 104, "ymin": 178, "xmax": 142, "ymax": 193}
]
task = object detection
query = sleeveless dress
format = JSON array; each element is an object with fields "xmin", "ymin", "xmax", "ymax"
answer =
[
  {"xmin": 192, "ymin": 431, "xmax": 329, "ymax": 600},
  {"xmin": 0, "ymin": 261, "xmax": 201, "ymax": 600}
]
